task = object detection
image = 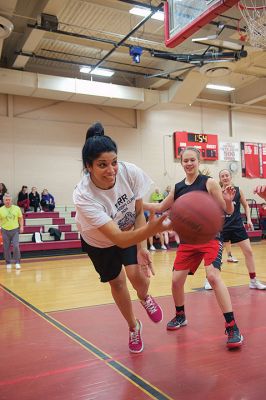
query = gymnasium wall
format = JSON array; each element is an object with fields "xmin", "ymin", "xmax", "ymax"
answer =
[{"xmin": 0, "ymin": 94, "xmax": 265, "ymax": 204}]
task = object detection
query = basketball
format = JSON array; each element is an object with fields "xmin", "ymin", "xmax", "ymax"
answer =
[{"xmin": 169, "ymin": 191, "xmax": 224, "ymax": 244}]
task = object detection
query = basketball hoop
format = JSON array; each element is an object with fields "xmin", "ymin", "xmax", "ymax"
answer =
[{"xmin": 238, "ymin": 1, "xmax": 266, "ymax": 48}]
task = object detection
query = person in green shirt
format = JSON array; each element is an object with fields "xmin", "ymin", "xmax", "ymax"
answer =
[
  {"xmin": 0, "ymin": 193, "xmax": 24, "ymax": 270},
  {"xmin": 150, "ymin": 187, "xmax": 164, "ymax": 203}
]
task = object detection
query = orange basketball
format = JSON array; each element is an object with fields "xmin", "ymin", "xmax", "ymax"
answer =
[{"xmin": 169, "ymin": 191, "xmax": 224, "ymax": 244}]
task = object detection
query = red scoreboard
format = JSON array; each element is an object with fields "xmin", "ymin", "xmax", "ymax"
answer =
[{"xmin": 174, "ymin": 131, "xmax": 218, "ymax": 160}]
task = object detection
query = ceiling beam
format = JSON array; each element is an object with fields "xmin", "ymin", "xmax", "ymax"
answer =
[
  {"xmin": 12, "ymin": 0, "xmax": 63, "ymax": 69},
  {"xmin": 233, "ymin": 78, "xmax": 266, "ymax": 105},
  {"xmin": 195, "ymin": 97, "xmax": 266, "ymax": 111}
]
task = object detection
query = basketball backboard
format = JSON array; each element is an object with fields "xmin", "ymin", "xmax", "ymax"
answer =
[{"xmin": 164, "ymin": 0, "xmax": 239, "ymax": 48}]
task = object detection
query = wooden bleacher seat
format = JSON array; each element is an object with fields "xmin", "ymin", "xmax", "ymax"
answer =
[{"xmin": 19, "ymin": 232, "xmax": 80, "ymax": 243}]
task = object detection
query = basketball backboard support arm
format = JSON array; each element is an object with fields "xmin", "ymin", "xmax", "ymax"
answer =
[
  {"xmin": 164, "ymin": 0, "xmax": 239, "ymax": 48},
  {"xmin": 151, "ymin": 49, "xmax": 247, "ymax": 64}
]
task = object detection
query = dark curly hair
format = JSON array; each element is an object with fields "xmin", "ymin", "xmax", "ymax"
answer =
[
  {"xmin": 82, "ymin": 122, "xmax": 117, "ymax": 169},
  {"xmin": 0, "ymin": 183, "xmax": 7, "ymax": 194}
]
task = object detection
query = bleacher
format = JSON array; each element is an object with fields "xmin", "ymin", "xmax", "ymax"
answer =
[
  {"xmin": 1, "ymin": 199, "xmax": 264, "ymax": 259},
  {"xmin": 0, "ymin": 205, "xmax": 82, "ymax": 258}
]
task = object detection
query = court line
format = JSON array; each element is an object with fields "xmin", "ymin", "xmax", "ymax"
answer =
[{"xmin": 0, "ymin": 284, "xmax": 173, "ymax": 400}]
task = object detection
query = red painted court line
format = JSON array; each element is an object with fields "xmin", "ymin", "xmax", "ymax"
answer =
[
  {"xmin": 51, "ymin": 287, "xmax": 266, "ymax": 400},
  {"xmin": 1, "ymin": 277, "xmax": 266, "ymax": 399},
  {"xmin": 0, "ymin": 287, "xmax": 172, "ymax": 400},
  {"xmin": 0, "ymin": 362, "xmax": 90, "ymax": 386}
]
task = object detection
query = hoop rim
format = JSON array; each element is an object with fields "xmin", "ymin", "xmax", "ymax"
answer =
[{"xmin": 238, "ymin": 2, "xmax": 266, "ymax": 11}]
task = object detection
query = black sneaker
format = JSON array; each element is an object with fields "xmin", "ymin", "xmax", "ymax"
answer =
[
  {"xmin": 225, "ymin": 320, "xmax": 243, "ymax": 348},
  {"xmin": 167, "ymin": 312, "xmax": 187, "ymax": 331}
]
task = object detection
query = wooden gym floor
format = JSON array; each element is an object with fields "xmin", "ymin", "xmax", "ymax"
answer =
[{"xmin": 0, "ymin": 241, "xmax": 266, "ymax": 400}]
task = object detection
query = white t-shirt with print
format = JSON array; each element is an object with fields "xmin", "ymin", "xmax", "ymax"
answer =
[{"xmin": 73, "ymin": 161, "xmax": 153, "ymax": 248}]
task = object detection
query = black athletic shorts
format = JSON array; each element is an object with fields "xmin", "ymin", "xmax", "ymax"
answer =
[
  {"xmin": 221, "ymin": 225, "xmax": 248, "ymax": 244},
  {"xmin": 81, "ymin": 236, "xmax": 138, "ymax": 282}
]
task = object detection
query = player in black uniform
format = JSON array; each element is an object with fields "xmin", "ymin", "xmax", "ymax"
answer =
[
  {"xmin": 218, "ymin": 169, "xmax": 265, "ymax": 290},
  {"xmin": 144, "ymin": 147, "xmax": 243, "ymax": 349}
]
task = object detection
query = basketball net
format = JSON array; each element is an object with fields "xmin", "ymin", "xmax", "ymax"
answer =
[{"xmin": 238, "ymin": 1, "xmax": 266, "ymax": 48}]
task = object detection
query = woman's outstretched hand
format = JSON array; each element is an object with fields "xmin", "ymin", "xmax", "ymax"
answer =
[
  {"xmin": 147, "ymin": 211, "xmax": 171, "ymax": 236},
  {"xmin": 254, "ymin": 185, "xmax": 266, "ymax": 201},
  {"xmin": 222, "ymin": 185, "xmax": 236, "ymax": 202}
]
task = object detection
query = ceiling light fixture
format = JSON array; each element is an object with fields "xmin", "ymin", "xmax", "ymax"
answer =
[
  {"xmin": 206, "ymin": 84, "xmax": 235, "ymax": 91},
  {"xmin": 152, "ymin": 11, "xmax": 164, "ymax": 21},
  {"xmin": 80, "ymin": 66, "xmax": 91, "ymax": 73},
  {"xmin": 80, "ymin": 67, "xmax": 114, "ymax": 77},
  {"xmin": 129, "ymin": 7, "xmax": 164, "ymax": 21},
  {"xmin": 91, "ymin": 68, "xmax": 114, "ymax": 77},
  {"xmin": 129, "ymin": 7, "xmax": 150, "ymax": 17}
]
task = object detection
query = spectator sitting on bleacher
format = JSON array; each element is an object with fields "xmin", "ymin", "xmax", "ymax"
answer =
[
  {"xmin": 163, "ymin": 216, "xmax": 180, "ymax": 249},
  {"xmin": 163, "ymin": 185, "xmax": 171, "ymax": 199},
  {"xmin": 145, "ymin": 211, "xmax": 167, "ymax": 251},
  {"xmin": 17, "ymin": 185, "xmax": 30, "ymax": 213},
  {"xmin": 204, "ymin": 168, "xmax": 266, "ymax": 291},
  {"xmin": 148, "ymin": 232, "xmax": 167, "ymax": 251},
  {"xmin": 29, "ymin": 187, "xmax": 41, "ymax": 212},
  {"xmin": 41, "ymin": 189, "xmax": 55, "ymax": 211},
  {"xmin": 0, "ymin": 182, "xmax": 8, "ymax": 207},
  {"xmin": 150, "ymin": 187, "xmax": 164, "ymax": 203}
]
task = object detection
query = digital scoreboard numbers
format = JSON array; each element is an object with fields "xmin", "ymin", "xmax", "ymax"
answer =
[
  {"xmin": 187, "ymin": 133, "xmax": 208, "ymax": 143},
  {"xmin": 174, "ymin": 131, "xmax": 218, "ymax": 160}
]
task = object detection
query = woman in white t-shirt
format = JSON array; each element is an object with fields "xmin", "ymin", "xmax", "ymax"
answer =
[{"xmin": 73, "ymin": 122, "xmax": 167, "ymax": 354}]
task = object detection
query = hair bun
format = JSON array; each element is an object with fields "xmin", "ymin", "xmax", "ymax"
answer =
[{"xmin": 86, "ymin": 122, "xmax": 105, "ymax": 140}]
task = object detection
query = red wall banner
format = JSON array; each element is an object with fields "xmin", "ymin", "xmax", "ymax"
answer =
[
  {"xmin": 241, "ymin": 142, "xmax": 266, "ymax": 178},
  {"xmin": 262, "ymin": 143, "xmax": 266, "ymax": 178}
]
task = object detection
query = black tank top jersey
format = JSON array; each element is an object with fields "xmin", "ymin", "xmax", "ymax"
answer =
[
  {"xmin": 222, "ymin": 187, "xmax": 243, "ymax": 232},
  {"xmin": 174, "ymin": 174, "xmax": 209, "ymax": 201}
]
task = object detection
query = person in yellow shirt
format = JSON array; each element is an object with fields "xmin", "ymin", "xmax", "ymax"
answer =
[
  {"xmin": 150, "ymin": 187, "xmax": 164, "ymax": 203},
  {"xmin": 0, "ymin": 193, "xmax": 24, "ymax": 270}
]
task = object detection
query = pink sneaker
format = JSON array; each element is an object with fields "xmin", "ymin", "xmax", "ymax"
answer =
[
  {"xmin": 129, "ymin": 320, "xmax": 143, "ymax": 353},
  {"xmin": 141, "ymin": 295, "xmax": 163, "ymax": 323}
]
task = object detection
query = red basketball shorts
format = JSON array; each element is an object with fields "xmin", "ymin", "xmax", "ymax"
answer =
[{"xmin": 173, "ymin": 239, "xmax": 223, "ymax": 275}]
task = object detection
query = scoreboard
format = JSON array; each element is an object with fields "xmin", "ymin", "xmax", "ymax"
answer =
[{"xmin": 174, "ymin": 131, "xmax": 219, "ymax": 160}]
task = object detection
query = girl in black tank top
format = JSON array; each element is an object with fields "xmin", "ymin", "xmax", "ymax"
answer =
[
  {"xmin": 174, "ymin": 174, "xmax": 209, "ymax": 201},
  {"xmin": 219, "ymin": 169, "xmax": 266, "ymax": 290},
  {"xmin": 144, "ymin": 147, "xmax": 243, "ymax": 348}
]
